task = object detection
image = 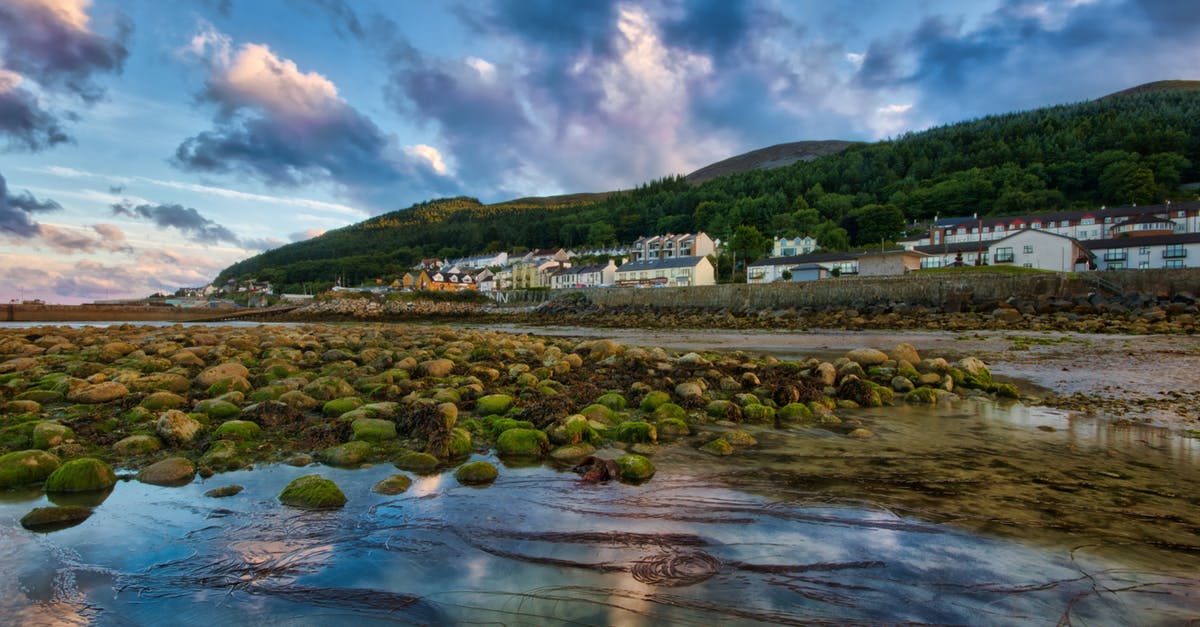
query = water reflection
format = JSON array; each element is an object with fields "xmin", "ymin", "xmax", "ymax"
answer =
[{"xmin": 0, "ymin": 402, "xmax": 1197, "ymax": 624}]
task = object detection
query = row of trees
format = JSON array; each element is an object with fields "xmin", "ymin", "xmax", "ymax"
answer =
[{"xmin": 217, "ymin": 90, "xmax": 1200, "ymax": 292}]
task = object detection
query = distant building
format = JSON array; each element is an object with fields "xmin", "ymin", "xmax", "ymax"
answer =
[
  {"xmin": 549, "ymin": 260, "xmax": 618, "ymax": 289},
  {"xmin": 915, "ymin": 229, "xmax": 1090, "ymax": 272},
  {"xmin": 1086, "ymin": 232, "xmax": 1200, "ymax": 270},
  {"xmin": 615, "ymin": 256, "xmax": 715, "ymax": 287},
  {"xmin": 748, "ymin": 252, "xmax": 859, "ymax": 283},
  {"xmin": 629, "ymin": 232, "xmax": 715, "ymax": 262},
  {"xmin": 771, "ymin": 235, "xmax": 818, "ymax": 257},
  {"xmin": 857, "ymin": 249, "xmax": 928, "ymax": 277}
]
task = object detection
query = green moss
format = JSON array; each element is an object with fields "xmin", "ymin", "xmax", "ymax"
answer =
[
  {"xmin": 904, "ymin": 387, "xmax": 939, "ymax": 404},
  {"xmin": 496, "ymin": 428, "xmax": 549, "ymax": 457},
  {"xmin": 206, "ymin": 376, "xmax": 252, "ymax": 397},
  {"xmin": 199, "ymin": 440, "xmax": 246, "ymax": 471},
  {"xmin": 616, "ymin": 454, "xmax": 656, "ymax": 482},
  {"xmin": 0, "ymin": 449, "xmax": 61, "ymax": 488},
  {"xmin": 351, "ymin": 417, "xmax": 397, "ymax": 442},
  {"xmin": 322, "ymin": 396, "xmax": 364, "ymax": 417},
  {"xmin": 32, "ymin": 422, "xmax": 74, "ymax": 449},
  {"xmin": 279, "ymin": 474, "xmax": 347, "ymax": 509},
  {"xmin": 475, "ymin": 394, "xmax": 515, "ymax": 415},
  {"xmin": 699, "ymin": 438, "xmax": 733, "ymax": 456},
  {"xmin": 578, "ymin": 403, "xmax": 617, "ymax": 425},
  {"xmin": 321, "ymin": 441, "xmax": 373, "ymax": 467},
  {"xmin": 563, "ymin": 417, "xmax": 599, "ymax": 444},
  {"xmin": 549, "ymin": 442, "xmax": 596, "ymax": 463},
  {"xmin": 596, "ymin": 392, "xmax": 627, "ymax": 411},
  {"xmin": 454, "ymin": 461, "xmax": 498, "ymax": 485},
  {"xmin": 113, "ymin": 434, "xmax": 162, "ymax": 455},
  {"xmin": 655, "ymin": 418, "xmax": 690, "ymax": 439},
  {"xmin": 777, "ymin": 402, "xmax": 814, "ymax": 424},
  {"xmin": 303, "ymin": 376, "xmax": 356, "ymax": 401},
  {"xmin": 141, "ymin": 391, "xmax": 187, "ymax": 411},
  {"xmin": 15, "ymin": 389, "xmax": 63, "ymax": 404},
  {"xmin": 249, "ymin": 385, "xmax": 289, "ymax": 402},
  {"xmin": 372, "ymin": 474, "xmax": 413, "ymax": 495},
  {"xmin": 742, "ymin": 404, "xmax": 776, "ymax": 424},
  {"xmin": 725, "ymin": 430, "xmax": 758, "ymax": 446},
  {"xmin": 44, "ymin": 458, "xmax": 116, "ymax": 492},
  {"xmin": 613, "ymin": 421, "xmax": 657, "ymax": 444},
  {"xmin": 394, "ymin": 451, "xmax": 439, "ymax": 473},
  {"xmin": 990, "ymin": 382, "xmax": 1021, "ymax": 399},
  {"xmin": 194, "ymin": 399, "xmax": 241, "ymax": 421},
  {"xmin": 20, "ymin": 505, "xmax": 93, "ymax": 531},
  {"xmin": 639, "ymin": 391, "xmax": 671, "ymax": 412},
  {"xmin": 652, "ymin": 402, "xmax": 688, "ymax": 422},
  {"xmin": 705, "ymin": 400, "xmax": 742, "ymax": 421},
  {"xmin": 431, "ymin": 388, "xmax": 461, "ymax": 404},
  {"xmin": 489, "ymin": 418, "xmax": 535, "ymax": 438},
  {"xmin": 213, "ymin": 420, "xmax": 262, "ymax": 441},
  {"xmin": 838, "ymin": 378, "xmax": 882, "ymax": 407}
]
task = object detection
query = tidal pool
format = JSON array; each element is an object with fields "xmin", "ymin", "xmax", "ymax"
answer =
[{"xmin": 2, "ymin": 400, "xmax": 1197, "ymax": 625}]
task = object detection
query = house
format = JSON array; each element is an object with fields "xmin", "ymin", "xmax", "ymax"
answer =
[
  {"xmin": 788, "ymin": 264, "xmax": 829, "ymax": 282},
  {"xmin": 1086, "ymin": 232, "xmax": 1200, "ymax": 270},
  {"xmin": 747, "ymin": 252, "xmax": 859, "ymax": 283},
  {"xmin": 493, "ymin": 266, "xmax": 513, "ymax": 291},
  {"xmin": 615, "ymin": 256, "xmax": 715, "ymax": 287},
  {"xmin": 915, "ymin": 229, "xmax": 1090, "ymax": 271},
  {"xmin": 629, "ymin": 232, "xmax": 715, "ymax": 262},
  {"xmin": 857, "ymin": 249, "xmax": 928, "ymax": 277},
  {"xmin": 417, "ymin": 258, "xmax": 445, "ymax": 271},
  {"xmin": 511, "ymin": 258, "xmax": 569, "ymax": 289},
  {"xmin": 771, "ymin": 235, "xmax": 818, "ymax": 257},
  {"xmin": 401, "ymin": 270, "xmax": 433, "ymax": 291},
  {"xmin": 473, "ymin": 268, "xmax": 496, "ymax": 292},
  {"xmin": 429, "ymin": 271, "xmax": 477, "ymax": 292},
  {"xmin": 550, "ymin": 260, "xmax": 618, "ymax": 289}
]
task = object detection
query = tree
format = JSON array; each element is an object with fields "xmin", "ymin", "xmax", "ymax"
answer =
[
  {"xmin": 851, "ymin": 204, "xmax": 906, "ymax": 245},
  {"xmin": 727, "ymin": 225, "xmax": 771, "ymax": 264},
  {"xmin": 813, "ymin": 222, "xmax": 850, "ymax": 251},
  {"xmin": 586, "ymin": 221, "xmax": 616, "ymax": 247}
]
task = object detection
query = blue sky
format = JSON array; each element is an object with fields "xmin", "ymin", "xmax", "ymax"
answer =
[{"xmin": 1, "ymin": 0, "xmax": 1197, "ymax": 303}]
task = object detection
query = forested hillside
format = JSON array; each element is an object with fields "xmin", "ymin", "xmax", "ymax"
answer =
[{"xmin": 217, "ymin": 88, "xmax": 1200, "ymax": 292}]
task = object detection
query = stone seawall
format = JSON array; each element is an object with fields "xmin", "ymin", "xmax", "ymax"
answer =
[
  {"xmin": 536, "ymin": 268, "xmax": 1200, "ymax": 312},
  {"xmin": 6, "ymin": 304, "xmax": 221, "ymax": 322}
]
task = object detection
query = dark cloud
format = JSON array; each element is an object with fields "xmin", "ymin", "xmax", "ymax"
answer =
[
  {"xmin": 36, "ymin": 223, "xmax": 132, "ymax": 255},
  {"xmin": 108, "ymin": 184, "xmax": 126, "ymax": 195},
  {"xmin": 240, "ymin": 236, "xmax": 285, "ymax": 251},
  {"xmin": 0, "ymin": 172, "xmax": 62, "ymax": 237},
  {"xmin": 0, "ymin": 1, "xmax": 131, "ymax": 103},
  {"xmin": 111, "ymin": 201, "xmax": 239, "ymax": 245},
  {"xmin": 0, "ymin": 85, "xmax": 70, "ymax": 150},
  {"xmin": 289, "ymin": 0, "xmax": 364, "ymax": 39}
]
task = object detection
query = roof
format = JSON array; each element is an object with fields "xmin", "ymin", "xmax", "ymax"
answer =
[
  {"xmin": 932, "ymin": 201, "xmax": 1200, "ymax": 232},
  {"xmin": 789, "ymin": 264, "xmax": 828, "ymax": 271},
  {"xmin": 1083, "ymin": 232, "xmax": 1200, "ymax": 250},
  {"xmin": 1112, "ymin": 214, "xmax": 1174, "ymax": 227},
  {"xmin": 748, "ymin": 251, "xmax": 858, "ymax": 267},
  {"xmin": 617, "ymin": 255, "xmax": 711, "ymax": 271},
  {"xmin": 859, "ymin": 248, "xmax": 929, "ymax": 258}
]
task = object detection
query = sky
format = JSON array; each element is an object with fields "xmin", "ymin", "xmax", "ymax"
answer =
[{"xmin": 0, "ymin": 0, "xmax": 1197, "ymax": 304}]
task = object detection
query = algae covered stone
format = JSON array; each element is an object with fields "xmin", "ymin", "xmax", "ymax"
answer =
[
  {"xmin": 699, "ymin": 438, "xmax": 734, "ymax": 456},
  {"xmin": 454, "ymin": 461, "xmax": 498, "ymax": 485},
  {"xmin": 194, "ymin": 399, "xmax": 241, "ymax": 421},
  {"xmin": 322, "ymin": 396, "xmax": 363, "ymax": 417},
  {"xmin": 652, "ymin": 403, "xmax": 688, "ymax": 422},
  {"xmin": 279, "ymin": 474, "xmax": 347, "ymax": 509},
  {"xmin": 113, "ymin": 434, "xmax": 162, "ymax": 455},
  {"xmin": 616, "ymin": 454, "xmax": 656, "ymax": 482},
  {"xmin": 352, "ymin": 417, "xmax": 397, "ymax": 442},
  {"xmin": 205, "ymin": 484, "xmax": 244, "ymax": 498},
  {"xmin": 742, "ymin": 404, "xmax": 776, "ymax": 424},
  {"xmin": 141, "ymin": 391, "xmax": 187, "ymax": 411},
  {"xmin": 137, "ymin": 457, "xmax": 196, "ymax": 486},
  {"xmin": 614, "ymin": 421, "xmax": 657, "ymax": 444},
  {"xmin": 777, "ymin": 403, "xmax": 814, "ymax": 424},
  {"xmin": 213, "ymin": 420, "xmax": 262, "ymax": 441},
  {"xmin": 156, "ymin": 410, "xmax": 201, "ymax": 445},
  {"xmin": 549, "ymin": 442, "xmax": 596, "ymax": 463},
  {"xmin": 394, "ymin": 451, "xmax": 439, "ymax": 474},
  {"xmin": 0, "ymin": 449, "xmax": 61, "ymax": 488},
  {"xmin": 655, "ymin": 418, "xmax": 690, "ymax": 439},
  {"xmin": 640, "ymin": 391, "xmax": 671, "ymax": 412},
  {"xmin": 321, "ymin": 441, "xmax": 373, "ymax": 467},
  {"xmin": 32, "ymin": 422, "xmax": 74, "ymax": 449},
  {"xmin": 45, "ymin": 458, "xmax": 117, "ymax": 492},
  {"xmin": 200, "ymin": 440, "xmax": 247, "ymax": 471},
  {"xmin": 595, "ymin": 392, "xmax": 627, "ymax": 411},
  {"xmin": 496, "ymin": 428, "xmax": 550, "ymax": 458},
  {"xmin": 475, "ymin": 394, "xmax": 514, "ymax": 415},
  {"xmin": 372, "ymin": 474, "xmax": 413, "ymax": 495},
  {"xmin": 20, "ymin": 505, "xmax": 93, "ymax": 531},
  {"xmin": 68, "ymin": 381, "xmax": 129, "ymax": 404}
]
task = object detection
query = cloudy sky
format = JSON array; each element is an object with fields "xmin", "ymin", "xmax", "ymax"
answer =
[{"xmin": 1, "ymin": 0, "xmax": 1197, "ymax": 303}]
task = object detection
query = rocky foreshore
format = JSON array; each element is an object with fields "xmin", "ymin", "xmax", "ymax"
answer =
[{"xmin": 1, "ymin": 323, "xmax": 1012, "ymax": 518}]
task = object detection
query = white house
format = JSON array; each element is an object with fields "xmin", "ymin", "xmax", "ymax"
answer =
[
  {"xmin": 915, "ymin": 229, "xmax": 1090, "ymax": 271},
  {"xmin": 629, "ymin": 232, "xmax": 715, "ymax": 262},
  {"xmin": 748, "ymin": 252, "xmax": 859, "ymax": 283},
  {"xmin": 550, "ymin": 260, "xmax": 618, "ymax": 289},
  {"xmin": 1086, "ymin": 233, "xmax": 1200, "ymax": 270},
  {"xmin": 615, "ymin": 256, "xmax": 715, "ymax": 287},
  {"xmin": 771, "ymin": 235, "xmax": 818, "ymax": 257}
]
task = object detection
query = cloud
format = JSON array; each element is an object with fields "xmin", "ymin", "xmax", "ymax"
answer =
[
  {"xmin": 0, "ymin": 171, "xmax": 62, "ymax": 236},
  {"xmin": 239, "ymin": 236, "xmax": 286, "ymax": 251},
  {"xmin": 289, "ymin": 227, "xmax": 325, "ymax": 241},
  {"xmin": 0, "ymin": 0, "xmax": 130, "ymax": 150},
  {"xmin": 35, "ymin": 222, "xmax": 132, "ymax": 254},
  {"xmin": 111, "ymin": 200, "xmax": 240, "ymax": 245}
]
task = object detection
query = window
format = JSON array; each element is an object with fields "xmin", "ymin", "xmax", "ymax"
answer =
[
  {"xmin": 1108, "ymin": 261, "xmax": 1125, "ymax": 269},
  {"xmin": 1081, "ymin": 217, "xmax": 1095, "ymax": 225},
  {"xmin": 1139, "ymin": 261, "xmax": 1149, "ymax": 269},
  {"xmin": 1140, "ymin": 246, "xmax": 1150, "ymax": 255},
  {"xmin": 1104, "ymin": 251, "xmax": 1127, "ymax": 262},
  {"xmin": 1023, "ymin": 263, "xmax": 1032, "ymax": 268},
  {"xmin": 1023, "ymin": 245, "xmax": 1033, "ymax": 254},
  {"xmin": 1166, "ymin": 260, "xmax": 1185, "ymax": 269},
  {"xmin": 994, "ymin": 247, "xmax": 1014, "ymax": 263},
  {"xmin": 1164, "ymin": 245, "xmax": 1187, "ymax": 259}
]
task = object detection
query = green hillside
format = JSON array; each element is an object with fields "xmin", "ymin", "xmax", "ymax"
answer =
[{"xmin": 217, "ymin": 87, "xmax": 1200, "ymax": 291}]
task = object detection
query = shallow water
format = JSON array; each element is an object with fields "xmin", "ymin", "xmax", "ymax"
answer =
[{"xmin": 2, "ymin": 400, "xmax": 1198, "ymax": 625}]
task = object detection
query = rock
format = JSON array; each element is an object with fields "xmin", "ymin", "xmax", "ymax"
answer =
[
  {"xmin": 322, "ymin": 397, "xmax": 363, "ymax": 417},
  {"xmin": 455, "ymin": 461, "xmax": 498, "ymax": 485},
  {"xmin": 743, "ymin": 404, "xmax": 776, "ymax": 424},
  {"xmin": 278, "ymin": 390, "xmax": 320, "ymax": 411},
  {"xmin": 475, "ymin": 393, "xmax": 514, "ymax": 415},
  {"xmin": 279, "ymin": 475, "xmax": 347, "ymax": 509},
  {"xmin": 957, "ymin": 357, "xmax": 991, "ymax": 378},
  {"xmin": 549, "ymin": 442, "xmax": 596, "ymax": 463},
  {"xmin": 141, "ymin": 391, "xmax": 187, "ymax": 411},
  {"xmin": 213, "ymin": 420, "xmax": 262, "ymax": 441},
  {"xmin": 372, "ymin": 474, "xmax": 413, "ymax": 495},
  {"xmin": 20, "ymin": 505, "xmax": 93, "ymax": 531},
  {"xmin": 616, "ymin": 454, "xmax": 656, "ymax": 482},
  {"xmin": 652, "ymin": 403, "xmax": 688, "ymax": 422},
  {"xmin": 205, "ymin": 484, "xmax": 244, "ymax": 498},
  {"xmin": 655, "ymin": 418, "xmax": 690, "ymax": 439},
  {"xmin": 137, "ymin": 457, "xmax": 196, "ymax": 486},
  {"xmin": 724, "ymin": 430, "xmax": 757, "ymax": 446},
  {"xmin": 777, "ymin": 402, "xmax": 813, "ymax": 424},
  {"xmin": 15, "ymin": 389, "xmax": 62, "ymax": 404},
  {"xmin": 67, "ymin": 381, "xmax": 129, "ymax": 404},
  {"xmin": 44, "ymin": 458, "xmax": 117, "ymax": 492},
  {"xmin": 814, "ymin": 362, "xmax": 837, "ymax": 386},
  {"xmin": 579, "ymin": 404, "xmax": 617, "ymax": 425},
  {"xmin": 846, "ymin": 348, "xmax": 888, "ymax": 366},
  {"xmin": 132, "ymin": 373, "xmax": 192, "ymax": 394},
  {"xmin": 0, "ymin": 357, "xmax": 38, "ymax": 373},
  {"xmin": 113, "ymin": 435, "xmax": 162, "ymax": 455},
  {"xmin": 891, "ymin": 376, "xmax": 915, "ymax": 393},
  {"xmin": 496, "ymin": 428, "xmax": 550, "ymax": 457},
  {"xmin": 32, "ymin": 422, "xmax": 74, "ymax": 449},
  {"xmin": 394, "ymin": 451, "xmax": 439, "ymax": 474},
  {"xmin": 699, "ymin": 438, "xmax": 733, "ymax": 456},
  {"xmin": 351, "ymin": 417, "xmax": 397, "ymax": 442},
  {"xmin": 417, "ymin": 358, "xmax": 455, "ymax": 378},
  {"xmin": 888, "ymin": 343, "xmax": 921, "ymax": 365},
  {"xmin": 848, "ymin": 428, "xmax": 874, "ymax": 439},
  {"xmin": 206, "ymin": 376, "xmax": 252, "ymax": 396},
  {"xmin": 302, "ymin": 377, "xmax": 356, "ymax": 401},
  {"xmin": 579, "ymin": 339, "xmax": 622, "ymax": 360},
  {"xmin": 992, "ymin": 308, "xmax": 1023, "ymax": 323},
  {"xmin": 199, "ymin": 440, "xmax": 245, "ymax": 471},
  {"xmin": 614, "ymin": 421, "xmax": 657, "ymax": 443},
  {"xmin": 196, "ymin": 363, "xmax": 251, "ymax": 388},
  {"xmin": 674, "ymin": 381, "xmax": 704, "ymax": 401},
  {"xmin": 0, "ymin": 449, "xmax": 61, "ymax": 488},
  {"xmin": 321, "ymin": 441, "xmax": 373, "ymax": 467},
  {"xmin": 595, "ymin": 392, "xmax": 627, "ymax": 411},
  {"xmin": 639, "ymin": 391, "xmax": 671, "ymax": 412},
  {"xmin": 194, "ymin": 399, "xmax": 241, "ymax": 421},
  {"xmin": 156, "ymin": 410, "xmax": 201, "ymax": 445}
]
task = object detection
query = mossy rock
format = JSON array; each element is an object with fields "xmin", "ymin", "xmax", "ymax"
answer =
[
  {"xmin": 514, "ymin": 372, "xmax": 539, "ymax": 387},
  {"xmin": 20, "ymin": 505, "xmax": 93, "ymax": 531},
  {"xmin": 278, "ymin": 390, "xmax": 320, "ymax": 411},
  {"xmin": 446, "ymin": 427, "xmax": 473, "ymax": 457},
  {"xmin": 489, "ymin": 418, "xmax": 535, "ymax": 438},
  {"xmin": 742, "ymin": 404, "xmax": 776, "ymax": 424},
  {"xmin": 32, "ymin": 422, "xmax": 74, "ymax": 449},
  {"xmin": 322, "ymin": 396, "xmax": 364, "ymax": 418},
  {"xmin": 549, "ymin": 442, "xmax": 596, "ymax": 463},
  {"xmin": 838, "ymin": 377, "xmax": 882, "ymax": 407},
  {"xmin": 699, "ymin": 438, "xmax": 733, "ymax": 456},
  {"xmin": 15, "ymin": 389, "xmax": 63, "ymax": 404},
  {"xmin": 990, "ymin": 383, "xmax": 1020, "ymax": 399},
  {"xmin": 194, "ymin": 399, "xmax": 241, "ymax": 421},
  {"xmin": 652, "ymin": 403, "xmax": 688, "ymax": 422},
  {"xmin": 0, "ymin": 449, "xmax": 61, "ymax": 488},
  {"xmin": 394, "ymin": 451, "xmax": 439, "ymax": 474},
  {"xmin": 303, "ymin": 376, "xmax": 356, "ymax": 401},
  {"xmin": 614, "ymin": 421, "xmax": 657, "ymax": 444},
  {"xmin": 321, "ymin": 441, "xmax": 374, "ymax": 467},
  {"xmin": 639, "ymin": 391, "xmax": 671, "ymax": 412},
  {"xmin": 199, "ymin": 440, "xmax": 246, "ymax": 471},
  {"xmin": 249, "ymin": 385, "xmax": 289, "ymax": 402},
  {"xmin": 724, "ymin": 430, "xmax": 758, "ymax": 446},
  {"xmin": 2, "ymin": 400, "xmax": 40, "ymax": 414},
  {"xmin": 113, "ymin": 434, "xmax": 162, "ymax": 455},
  {"xmin": 137, "ymin": 456, "xmax": 196, "ymax": 486},
  {"xmin": 616, "ymin": 454, "xmax": 656, "ymax": 482},
  {"xmin": 372, "ymin": 474, "xmax": 413, "ymax": 495},
  {"xmin": 705, "ymin": 400, "xmax": 742, "ymax": 421},
  {"xmin": 777, "ymin": 402, "xmax": 814, "ymax": 424},
  {"xmin": 45, "ymin": 458, "xmax": 117, "ymax": 492},
  {"xmin": 141, "ymin": 391, "xmax": 187, "ymax": 411},
  {"xmin": 475, "ymin": 394, "xmax": 515, "ymax": 415},
  {"xmin": 213, "ymin": 420, "xmax": 262, "ymax": 441},
  {"xmin": 562, "ymin": 416, "xmax": 599, "ymax": 444},
  {"xmin": 454, "ymin": 461, "xmax": 498, "ymax": 485},
  {"xmin": 351, "ymin": 417, "xmax": 397, "ymax": 442},
  {"xmin": 205, "ymin": 484, "xmax": 244, "ymax": 498},
  {"xmin": 279, "ymin": 474, "xmax": 347, "ymax": 509},
  {"xmin": 655, "ymin": 418, "xmax": 690, "ymax": 439},
  {"xmin": 578, "ymin": 403, "xmax": 617, "ymax": 425},
  {"xmin": 904, "ymin": 387, "xmax": 940, "ymax": 404},
  {"xmin": 596, "ymin": 392, "xmax": 627, "ymax": 411},
  {"xmin": 496, "ymin": 428, "xmax": 550, "ymax": 458},
  {"xmin": 206, "ymin": 376, "xmax": 252, "ymax": 397},
  {"xmin": 431, "ymin": 388, "xmax": 461, "ymax": 404}
]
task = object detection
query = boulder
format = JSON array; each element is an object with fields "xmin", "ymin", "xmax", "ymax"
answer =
[
  {"xmin": 20, "ymin": 505, "xmax": 93, "ymax": 531},
  {"xmin": 454, "ymin": 461, "xmax": 498, "ymax": 485},
  {"xmin": 616, "ymin": 454, "xmax": 656, "ymax": 482},
  {"xmin": 888, "ymin": 343, "xmax": 921, "ymax": 365},
  {"xmin": 204, "ymin": 485, "xmax": 243, "ymax": 498},
  {"xmin": 199, "ymin": 440, "xmax": 246, "ymax": 471},
  {"xmin": 279, "ymin": 475, "xmax": 347, "ymax": 509},
  {"xmin": 32, "ymin": 422, "xmax": 74, "ymax": 449},
  {"xmin": 700, "ymin": 438, "xmax": 733, "ymax": 456},
  {"xmin": 372, "ymin": 474, "xmax": 413, "ymax": 495},
  {"xmin": 846, "ymin": 348, "xmax": 888, "ymax": 366},
  {"xmin": 496, "ymin": 428, "xmax": 549, "ymax": 458},
  {"xmin": 416, "ymin": 359, "xmax": 455, "ymax": 378},
  {"xmin": 213, "ymin": 420, "xmax": 262, "ymax": 441},
  {"xmin": 814, "ymin": 362, "xmax": 837, "ymax": 386},
  {"xmin": 156, "ymin": 410, "xmax": 201, "ymax": 445},
  {"xmin": 394, "ymin": 451, "xmax": 439, "ymax": 474},
  {"xmin": 351, "ymin": 417, "xmax": 397, "ymax": 442},
  {"xmin": 44, "ymin": 458, "xmax": 117, "ymax": 492},
  {"xmin": 475, "ymin": 394, "xmax": 514, "ymax": 415},
  {"xmin": 140, "ymin": 391, "xmax": 188, "ymax": 411},
  {"xmin": 113, "ymin": 435, "xmax": 162, "ymax": 455},
  {"xmin": 549, "ymin": 442, "xmax": 596, "ymax": 463},
  {"xmin": 137, "ymin": 457, "xmax": 196, "ymax": 486},
  {"xmin": 67, "ymin": 381, "xmax": 129, "ymax": 404},
  {"xmin": 321, "ymin": 441, "xmax": 373, "ymax": 467},
  {"xmin": 196, "ymin": 363, "xmax": 251, "ymax": 389},
  {"xmin": 0, "ymin": 449, "xmax": 61, "ymax": 488}
]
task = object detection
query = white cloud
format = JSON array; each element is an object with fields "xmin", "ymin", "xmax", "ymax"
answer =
[
  {"xmin": 465, "ymin": 57, "xmax": 496, "ymax": 81},
  {"xmin": 404, "ymin": 144, "xmax": 449, "ymax": 175}
]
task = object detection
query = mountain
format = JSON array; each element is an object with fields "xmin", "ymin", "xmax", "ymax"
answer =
[
  {"xmin": 216, "ymin": 85, "xmax": 1200, "ymax": 292},
  {"xmin": 1100, "ymin": 80, "xmax": 1200, "ymax": 99},
  {"xmin": 685, "ymin": 140, "xmax": 856, "ymax": 183}
]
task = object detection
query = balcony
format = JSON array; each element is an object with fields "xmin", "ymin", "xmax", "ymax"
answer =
[
  {"xmin": 1163, "ymin": 248, "xmax": 1188, "ymax": 259},
  {"xmin": 1103, "ymin": 251, "xmax": 1127, "ymax": 262},
  {"xmin": 993, "ymin": 252, "xmax": 1015, "ymax": 263}
]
